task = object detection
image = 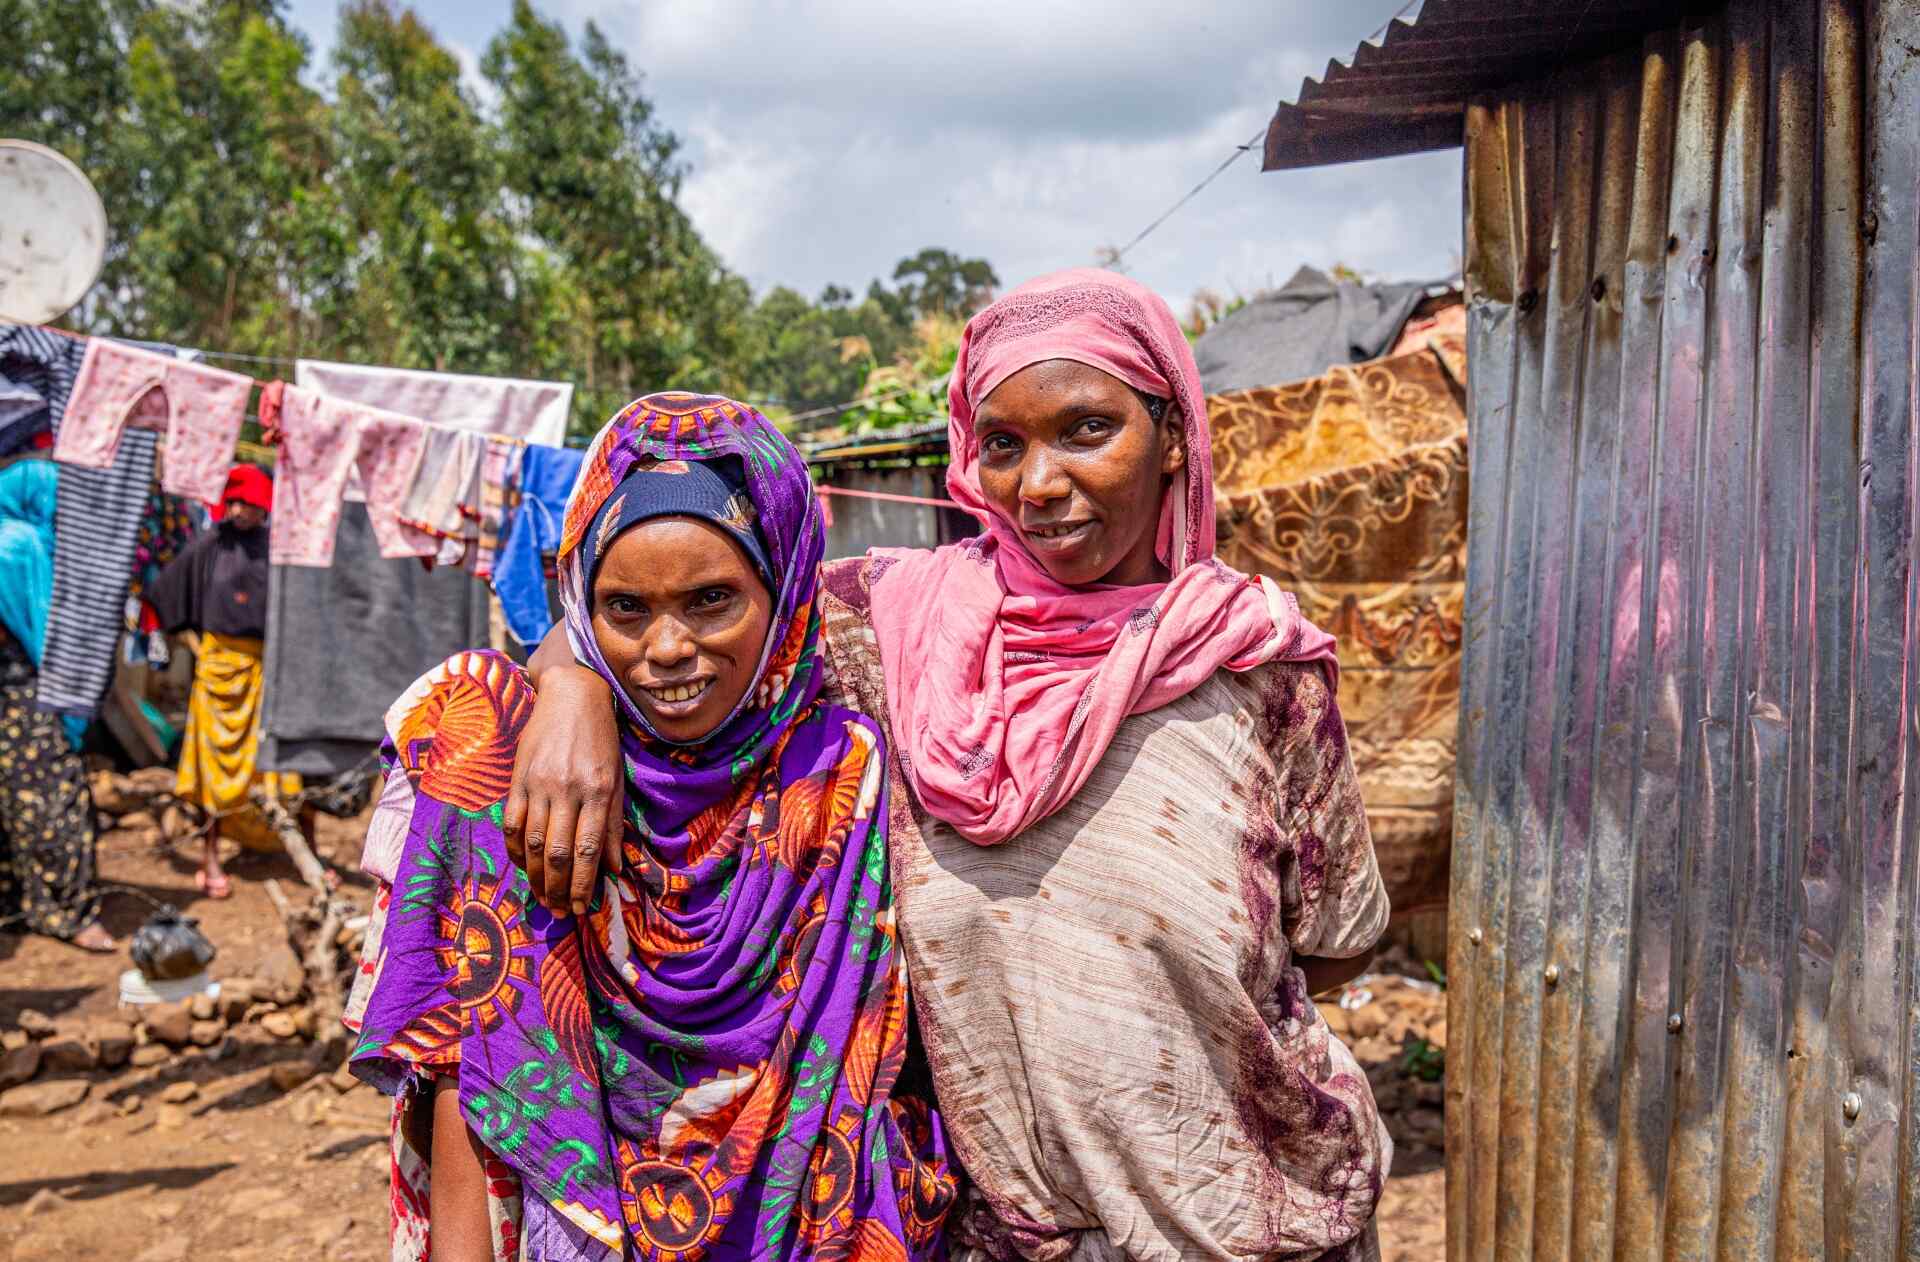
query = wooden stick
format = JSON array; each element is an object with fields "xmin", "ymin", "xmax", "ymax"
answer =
[{"xmin": 249, "ymin": 786, "xmax": 332, "ymax": 898}]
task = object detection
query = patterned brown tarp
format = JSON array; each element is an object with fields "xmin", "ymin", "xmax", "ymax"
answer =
[{"xmin": 1211, "ymin": 332, "xmax": 1467, "ymax": 919}]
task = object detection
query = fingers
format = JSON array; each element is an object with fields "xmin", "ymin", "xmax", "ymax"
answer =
[
  {"xmin": 542, "ymin": 797, "xmax": 581, "ymax": 914},
  {"xmin": 569, "ymin": 803, "xmax": 603, "ymax": 917},
  {"xmin": 602, "ymin": 790, "xmax": 626, "ymax": 879},
  {"xmin": 522, "ymin": 793, "xmax": 550, "ymax": 912},
  {"xmin": 502, "ymin": 782, "xmax": 528, "ymax": 872}
]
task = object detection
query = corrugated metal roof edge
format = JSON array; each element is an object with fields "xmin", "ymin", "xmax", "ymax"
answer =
[{"xmin": 1262, "ymin": 0, "xmax": 1727, "ymax": 170}]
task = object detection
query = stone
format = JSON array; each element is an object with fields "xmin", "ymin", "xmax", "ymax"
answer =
[
  {"xmin": 118, "ymin": 809, "xmax": 160, "ymax": 834},
  {"xmin": 290, "ymin": 1006, "xmax": 317, "ymax": 1038},
  {"xmin": 329, "ymin": 1063, "xmax": 361, "ymax": 1094},
  {"xmin": 1413, "ymin": 1078, "xmax": 1446, "ymax": 1107},
  {"xmin": 159, "ymin": 803, "xmax": 198, "ymax": 843},
  {"xmin": 189, "ymin": 991, "xmax": 218, "ymax": 1021},
  {"xmin": 0, "ymin": 1043, "xmax": 41, "ymax": 1089},
  {"xmin": 218, "ymin": 979, "xmax": 261, "ymax": 1023},
  {"xmin": 261, "ymin": 1012, "xmax": 301, "ymax": 1040},
  {"xmin": 129, "ymin": 1044, "xmax": 170, "ymax": 1069},
  {"xmin": 1, "ymin": 1029, "xmax": 27, "ymax": 1052},
  {"xmin": 23, "ymin": 1188, "xmax": 67, "ymax": 1216},
  {"xmin": 16, "ymin": 1009, "xmax": 55, "ymax": 1039},
  {"xmin": 38, "ymin": 1034, "xmax": 99, "ymax": 1074},
  {"xmin": 189, "ymin": 1020, "xmax": 225, "ymax": 1047},
  {"xmin": 160, "ymin": 1080, "xmax": 200, "ymax": 1104},
  {"xmin": 1426, "ymin": 1019, "xmax": 1448, "ymax": 1049},
  {"xmin": 270, "ymin": 1061, "xmax": 318, "ymax": 1092},
  {"xmin": 119, "ymin": 1095, "xmax": 143, "ymax": 1116},
  {"xmin": 1343, "ymin": 1003, "xmax": 1388, "ymax": 1041},
  {"xmin": 0, "ymin": 1077, "xmax": 89, "ymax": 1117},
  {"xmin": 154, "ymin": 1102, "xmax": 190, "ymax": 1130},
  {"xmin": 87, "ymin": 1020, "xmax": 136, "ymax": 1070},
  {"xmin": 127, "ymin": 766, "xmax": 176, "ymax": 797},
  {"xmin": 143, "ymin": 1001, "xmax": 195, "ymax": 1049},
  {"xmin": 89, "ymin": 770, "xmax": 140, "ymax": 815},
  {"xmin": 73, "ymin": 1099, "xmax": 116, "ymax": 1127},
  {"xmin": 261, "ymin": 946, "xmax": 306, "ymax": 1006}
]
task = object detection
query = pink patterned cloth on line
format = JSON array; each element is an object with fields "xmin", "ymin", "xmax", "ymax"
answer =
[
  {"xmin": 55, "ymin": 338, "xmax": 253, "ymax": 504},
  {"xmin": 268, "ymin": 384, "xmax": 436, "ymax": 566},
  {"xmin": 868, "ymin": 267, "xmax": 1338, "ymax": 846}
]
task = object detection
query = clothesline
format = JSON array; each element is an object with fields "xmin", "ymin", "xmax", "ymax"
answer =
[
  {"xmin": 814, "ymin": 485, "xmax": 958, "ymax": 510},
  {"xmin": 30, "ymin": 323, "xmax": 944, "ymax": 430}
]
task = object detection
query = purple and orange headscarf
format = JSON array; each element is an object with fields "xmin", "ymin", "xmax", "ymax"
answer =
[
  {"xmin": 355, "ymin": 393, "xmax": 955, "ymax": 1259},
  {"xmin": 870, "ymin": 269, "xmax": 1338, "ymax": 846}
]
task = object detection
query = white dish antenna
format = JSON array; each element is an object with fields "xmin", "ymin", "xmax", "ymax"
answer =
[{"xmin": 0, "ymin": 140, "xmax": 108, "ymax": 324}]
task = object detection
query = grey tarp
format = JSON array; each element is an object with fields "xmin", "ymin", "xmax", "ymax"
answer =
[
  {"xmin": 1191, "ymin": 265, "xmax": 1429, "ymax": 395},
  {"xmin": 259, "ymin": 500, "xmax": 490, "ymax": 777}
]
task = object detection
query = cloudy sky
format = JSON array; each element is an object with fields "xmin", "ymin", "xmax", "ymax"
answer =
[{"xmin": 282, "ymin": 0, "xmax": 1461, "ymax": 313}]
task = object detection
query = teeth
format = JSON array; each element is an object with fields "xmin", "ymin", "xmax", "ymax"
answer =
[
  {"xmin": 648, "ymin": 681, "xmax": 709, "ymax": 703},
  {"xmin": 1032, "ymin": 522, "xmax": 1086, "ymax": 539}
]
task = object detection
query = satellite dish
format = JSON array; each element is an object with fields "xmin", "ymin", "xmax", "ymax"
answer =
[{"xmin": 0, "ymin": 140, "xmax": 108, "ymax": 324}]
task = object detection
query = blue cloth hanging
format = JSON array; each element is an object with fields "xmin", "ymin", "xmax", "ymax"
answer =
[{"xmin": 492, "ymin": 444, "xmax": 586, "ymax": 648}]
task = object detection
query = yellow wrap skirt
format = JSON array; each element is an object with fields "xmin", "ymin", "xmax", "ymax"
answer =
[{"xmin": 176, "ymin": 632, "xmax": 300, "ymax": 850}]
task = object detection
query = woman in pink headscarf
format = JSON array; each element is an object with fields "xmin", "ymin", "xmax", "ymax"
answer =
[{"xmin": 513, "ymin": 270, "xmax": 1392, "ymax": 1261}]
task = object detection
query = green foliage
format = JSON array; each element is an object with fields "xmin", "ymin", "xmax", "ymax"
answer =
[
  {"xmin": 0, "ymin": 0, "xmax": 993, "ymax": 439},
  {"xmin": 1401, "ymin": 1037, "xmax": 1446, "ymax": 1083}
]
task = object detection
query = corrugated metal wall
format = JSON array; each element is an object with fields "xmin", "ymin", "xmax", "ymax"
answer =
[{"xmin": 1446, "ymin": 0, "xmax": 1920, "ymax": 1257}]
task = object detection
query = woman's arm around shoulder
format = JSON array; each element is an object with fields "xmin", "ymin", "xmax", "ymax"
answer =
[{"xmin": 504, "ymin": 623, "xmax": 624, "ymax": 917}]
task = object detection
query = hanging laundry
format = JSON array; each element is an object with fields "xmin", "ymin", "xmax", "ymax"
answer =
[
  {"xmin": 294, "ymin": 359, "xmax": 572, "ymax": 448},
  {"xmin": 470, "ymin": 436, "xmax": 524, "ymax": 581},
  {"xmin": 55, "ymin": 338, "xmax": 253, "ymax": 504},
  {"xmin": 0, "ymin": 326, "xmax": 83, "ymax": 458},
  {"xmin": 491, "ymin": 443, "xmax": 585, "ymax": 647},
  {"xmin": 258, "ymin": 500, "xmax": 491, "ymax": 779},
  {"xmin": 396, "ymin": 425, "xmax": 486, "ymax": 547},
  {"xmin": 268, "ymin": 384, "xmax": 437, "ymax": 566},
  {"xmin": 37, "ymin": 340, "xmax": 203, "ymax": 720}
]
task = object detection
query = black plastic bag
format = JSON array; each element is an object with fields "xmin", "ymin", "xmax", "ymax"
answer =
[{"xmin": 129, "ymin": 908, "xmax": 216, "ymax": 981}]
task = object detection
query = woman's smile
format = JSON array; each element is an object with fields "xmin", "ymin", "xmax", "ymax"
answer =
[{"xmin": 638, "ymin": 675, "xmax": 714, "ymax": 710}]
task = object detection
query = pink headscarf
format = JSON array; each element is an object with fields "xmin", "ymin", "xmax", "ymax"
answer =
[{"xmin": 868, "ymin": 268, "xmax": 1337, "ymax": 846}]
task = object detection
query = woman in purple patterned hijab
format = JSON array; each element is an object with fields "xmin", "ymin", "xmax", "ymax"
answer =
[{"xmin": 346, "ymin": 393, "xmax": 956, "ymax": 1262}]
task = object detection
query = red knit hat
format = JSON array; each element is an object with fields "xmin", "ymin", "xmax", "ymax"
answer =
[{"xmin": 222, "ymin": 464, "xmax": 272, "ymax": 513}]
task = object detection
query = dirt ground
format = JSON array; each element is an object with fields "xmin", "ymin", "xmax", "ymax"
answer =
[{"xmin": 0, "ymin": 808, "xmax": 1447, "ymax": 1261}]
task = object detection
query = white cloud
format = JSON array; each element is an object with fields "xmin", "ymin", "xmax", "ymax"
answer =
[{"xmin": 287, "ymin": 0, "xmax": 1462, "ymax": 307}]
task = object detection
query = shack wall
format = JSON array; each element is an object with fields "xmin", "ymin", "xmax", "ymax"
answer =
[
  {"xmin": 813, "ymin": 464, "xmax": 976, "ymax": 560},
  {"xmin": 1448, "ymin": 0, "xmax": 1920, "ymax": 1257}
]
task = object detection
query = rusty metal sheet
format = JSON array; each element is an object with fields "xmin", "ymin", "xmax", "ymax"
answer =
[
  {"xmin": 1446, "ymin": 0, "xmax": 1913, "ymax": 1256},
  {"xmin": 1261, "ymin": 0, "xmax": 1723, "ymax": 170}
]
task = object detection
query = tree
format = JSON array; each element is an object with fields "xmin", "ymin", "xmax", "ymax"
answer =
[
  {"xmin": 483, "ymin": 0, "xmax": 751, "ymax": 429},
  {"xmin": 889, "ymin": 248, "xmax": 999, "ymax": 321}
]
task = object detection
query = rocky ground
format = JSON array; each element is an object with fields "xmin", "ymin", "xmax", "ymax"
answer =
[{"xmin": 0, "ymin": 782, "xmax": 1448, "ymax": 1261}]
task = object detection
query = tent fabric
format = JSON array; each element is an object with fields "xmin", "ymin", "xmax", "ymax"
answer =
[
  {"xmin": 1211, "ymin": 330, "xmax": 1468, "ymax": 919},
  {"xmin": 1191, "ymin": 265, "xmax": 1431, "ymax": 396}
]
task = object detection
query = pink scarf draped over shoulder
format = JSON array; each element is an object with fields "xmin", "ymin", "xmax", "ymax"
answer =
[{"xmin": 868, "ymin": 267, "xmax": 1337, "ymax": 846}]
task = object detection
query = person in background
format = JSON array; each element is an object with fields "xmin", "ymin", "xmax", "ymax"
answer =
[
  {"xmin": 0, "ymin": 456, "xmax": 114, "ymax": 951},
  {"xmin": 147, "ymin": 463, "xmax": 299, "ymax": 899}
]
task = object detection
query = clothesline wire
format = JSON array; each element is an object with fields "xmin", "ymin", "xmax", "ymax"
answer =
[
  {"xmin": 1106, "ymin": 128, "xmax": 1267, "ymax": 267},
  {"xmin": 29, "ymin": 322, "xmax": 938, "ymax": 430},
  {"xmin": 1102, "ymin": 4, "xmax": 1426, "ymax": 269}
]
